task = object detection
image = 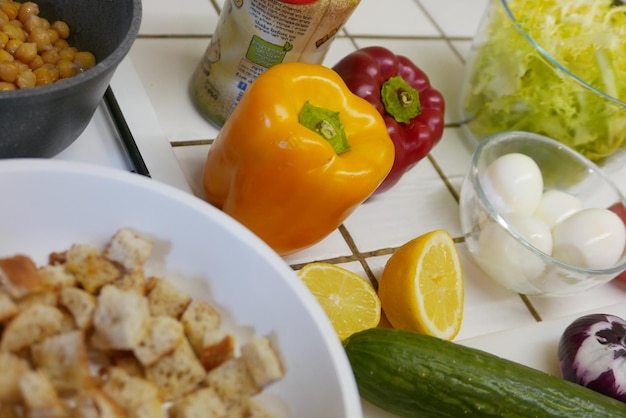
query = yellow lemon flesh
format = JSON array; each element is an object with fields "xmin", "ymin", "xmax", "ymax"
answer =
[
  {"xmin": 297, "ymin": 262, "xmax": 381, "ymax": 341},
  {"xmin": 378, "ymin": 229, "xmax": 464, "ymax": 340}
]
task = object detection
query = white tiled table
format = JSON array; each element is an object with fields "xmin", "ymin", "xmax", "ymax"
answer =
[{"xmin": 60, "ymin": 1, "xmax": 626, "ymax": 416}]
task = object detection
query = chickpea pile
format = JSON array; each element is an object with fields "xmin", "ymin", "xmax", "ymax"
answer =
[{"xmin": 0, "ymin": 0, "xmax": 96, "ymax": 91}]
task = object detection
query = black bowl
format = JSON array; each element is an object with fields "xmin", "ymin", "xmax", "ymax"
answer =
[{"xmin": 0, "ymin": 0, "xmax": 142, "ymax": 158}]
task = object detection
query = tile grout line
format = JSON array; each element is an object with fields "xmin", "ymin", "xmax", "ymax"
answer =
[
  {"xmin": 338, "ymin": 225, "xmax": 382, "ymax": 290},
  {"xmin": 413, "ymin": 0, "xmax": 471, "ymax": 63}
]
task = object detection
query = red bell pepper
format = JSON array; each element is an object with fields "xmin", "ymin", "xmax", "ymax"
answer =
[{"xmin": 332, "ymin": 46, "xmax": 445, "ymax": 194}]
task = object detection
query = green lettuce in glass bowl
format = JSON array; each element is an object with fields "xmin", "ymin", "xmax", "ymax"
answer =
[{"xmin": 460, "ymin": 0, "xmax": 626, "ymax": 161}]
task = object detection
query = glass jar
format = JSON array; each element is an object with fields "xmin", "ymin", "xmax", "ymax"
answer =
[{"xmin": 190, "ymin": 0, "xmax": 361, "ymax": 128}]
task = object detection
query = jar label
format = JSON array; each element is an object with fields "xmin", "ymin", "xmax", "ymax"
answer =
[{"xmin": 191, "ymin": 0, "xmax": 360, "ymax": 127}]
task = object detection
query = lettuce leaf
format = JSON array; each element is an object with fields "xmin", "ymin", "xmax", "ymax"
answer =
[{"xmin": 462, "ymin": 0, "xmax": 626, "ymax": 160}]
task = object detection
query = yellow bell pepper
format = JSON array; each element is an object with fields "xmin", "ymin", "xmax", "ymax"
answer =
[{"xmin": 202, "ymin": 62, "xmax": 394, "ymax": 256}]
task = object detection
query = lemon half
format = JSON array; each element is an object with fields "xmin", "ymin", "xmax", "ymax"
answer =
[
  {"xmin": 297, "ymin": 262, "xmax": 381, "ymax": 341},
  {"xmin": 378, "ymin": 230, "xmax": 464, "ymax": 340}
]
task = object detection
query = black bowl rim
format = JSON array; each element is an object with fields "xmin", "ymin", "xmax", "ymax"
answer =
[{"xmin": 0, "ymin": 0, "xmax": 142, "ymax": 101}]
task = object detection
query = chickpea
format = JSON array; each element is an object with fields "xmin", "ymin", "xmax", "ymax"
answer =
[
  {"xmin": 46, "ymin": 28, "xmax": 58, "ymax": 44},
  {"xmin": 29, "ymin": 26, "xmax": 51, "ymax": 52},
  {"xmin": 53, "ymin": 39, "xmax": 68, "ymax": 50},
  {"xmin": 16, "ymin": 68, "xmax": 36, "ymax": 89},
  {"xmin": 8, "ymin": 18, "xmax": 22, "ymax": 29},
  {"xmin": 14, "ymin": 41, "xmax": 37, "ymax": 63},
  {"xmin": 40, "ymin": 48, "xmax": 59, "ymax": 65},
  {"xmin": 74, "ymin": 51, "xmax": 95, "ymax": 72},
  {"xmin": 17, "ymin": 2, "xmax": 40, "ymax": 24},
  {"xmin": 3, "ymin": 21, "xmax": 25, "ymax": 41},
  {"xmin": 56, "ymin": 58, "xmax": 76, "ymax": 79},
  {"xmin": 0, "ymin": 48, "xmax": 13, "ymax": 61},
  {"xmin": 13, "ymin": 60, "xmax": 29, "ymax": 73},
  {"xmin": 58, "ymin": 46, "xmax": 77, "ymax": 62},
  {"xmin": 5, "ymin": 38, "xmax": 22, "ymax": 55},
  {"xmin": 0, "ymin": 81, "xmax": 16, "ymax": 90},
  {"xmin": 23, "ymin": 15, "xmax": 47, "ymax": 33},
  {"xmin": 0, "ymin": 31, "xmax": 8, "ymax": 49},
  {"xmin": 0, "ymin": 2, "xmax": 20, "ymax": 20},
  {"xmin": 1, "ymin": 0, "xmax": 97, "ymax": 90},
  {"xmin": 28, "ymin": 54, "xmax": 43, "ymax": 70},
  {"xmin": 0, "ymin": 10, "xmax": 8, "ymax": 27},
  {"xmin": 34, "ymin": 63, "xmax": 58, "ymax": 86},
  {"xmin": 0, "ymin": 60, "xmax": 19, "ymax": 82},
  {"xmin": 51, "ymin": 20, "xmax": 69, "ymax": 40}
]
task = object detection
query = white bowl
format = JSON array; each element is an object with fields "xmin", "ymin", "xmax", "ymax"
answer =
[{"xmin": 0, "ymin": 159, "xmax": 362, "ymax": 417}]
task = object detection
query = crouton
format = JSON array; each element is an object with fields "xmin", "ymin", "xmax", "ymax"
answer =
[
  {"xmin": 59, "ymin": 309, "xmax": 79, "ymax": 333},
  {"xmin": 180, "ymin": 300, "xmax": 221, "ymax": 355},
  {"xmin": 0, "ymin": 292, "xmax": 17, "ymax": 323},
  {"xmin": 205, "ymin": 358, "xmax": 260, "ymax": 406},
  {"xmin": 146, "ymin": 277, "xmax": 191, "ymax": 318},
  {"xmin": 0, "ymin": 351, "xmax": 30, "ymax": 402},
  {"xmin": 19, "ymin": 370, "xmax": 66, "ymax": 418},
  {"xmin": 31, "ymin": 331, "xmax": 92, "ymax": 396},
  {"xmin": 72, "ymin": 388, "xmax": 126, "ymax": 418},
  {"xmin": 133, "ymin": 315, "xmax": 185, "ymax": 367},
  {"xmin": 168, "ymin": 386, "xmax": 228, "ymax": 418},
  {"xmin": 199, "ymin": 329, "xmax": 234, "ymax": 371},
  {"xmin": 0, "ymin": 403, "xmax": 20, "ymax": 418},
  {"xmin": 112, "ymin": 270, "xmax": 148, "ymax": 296},
  {"xmin": 225, "ymin": 402, "xmax": 250, "ymax": 418},
  {"xmin": 59, "ymin": 286, "xmax": 96, "ymax": 330},
  {"xmin": 66, "ymin": 244, "xmax": 121, "ymax": 294},
  {"xmin": 241, "ymin": 337, "xmax": 285, "ymax": 388},
  {"xmin": 104, "ymin": 228, "xmax": 153, "ymax": 272},
  {"xmin": 15, "ymin": 290, "xmax": 58, "ymax": 311},
  {"xmin": 91, "ymin": 285, "xmax": 151, "ymax": 351},
  {"xmin": 145, "ymin": 338, "xmax": 206, "ymax": 401},
  {"xmin": 248, "ymin": 396, "xmax": 280, "ymax": 418},
  {"xmin": 0, "ymin": 254, "xmax": 43, "ymax": 298},
  {"xmin": 0, "ymin": 304, "xmax": 64, "ymax": 352},
  {"xmin": 37, "ymin": 264, "xmax": 76, "ymax": 291},
  {"xmin": 101, "ymin": 367, "xmax": 165, "ymax": 418},
  {"xmin": 109, "ymin": 353, "xmax": 145, "ymax": 378}
]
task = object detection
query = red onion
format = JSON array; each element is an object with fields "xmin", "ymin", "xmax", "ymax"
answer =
[{"xmin": 558, "ymin": 313, "xmax": 626, "ymax": 403}]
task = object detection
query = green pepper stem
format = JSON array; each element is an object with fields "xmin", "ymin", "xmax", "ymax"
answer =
[
  {"xmin": 299, "ymin": 101, "xmax": 351, "ymax": 154},
  {"xmin": 381, "ymin": 76, "xmax": 421, "ymax": 124}
]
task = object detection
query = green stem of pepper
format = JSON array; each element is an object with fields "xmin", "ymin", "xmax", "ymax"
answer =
[
  {"xmin": 299, "ymin": 101, "xmax": 351, "ymax": 154},
  {"xmin": 381, "ymin": 76, "xmax": 421, "ymax": 124}
]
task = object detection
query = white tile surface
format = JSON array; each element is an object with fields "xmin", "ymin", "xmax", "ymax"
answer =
[
  {"xmin": 344, "ymin": 160, "xmax": 462, "ymax": 252},
  {"xmin": 55, "ymin": 105, "xmax": 133, "ymax": 172},
  {"xmin": 344, "ymin": 0, "xmax": 440, "ymax": 37},
  {"xmin": 139, "ymin": 0, "xmax": 219, "ymax": 35},
  {"xmin": 129, "ymin": 38, "xmax": 220, "ymax": 142},
  {"xmin": 419, "ymin": 0, "xmax": 489, "ymax": 37},
  {"xmin": 87, "ymin": 1, "xmax": 626, "ymax": 416}
]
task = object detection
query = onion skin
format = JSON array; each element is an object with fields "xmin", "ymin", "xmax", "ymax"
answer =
[{"xmin": 558, "ymin": 313, "xmax": 626, "ymax": 403}]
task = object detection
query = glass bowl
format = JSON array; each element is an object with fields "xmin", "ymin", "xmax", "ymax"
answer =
[
  {"xmin": 459, "ymin": 131, "xmax": 626, "ymax": 297},
  {"xmin": 459, "ymin": 0, "xmax": 626, "ymax": 162}
]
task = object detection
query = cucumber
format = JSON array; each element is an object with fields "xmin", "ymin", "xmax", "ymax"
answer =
[{"xmin": 343, "ymin": 328, "xmax": 626, "ymax": 417}]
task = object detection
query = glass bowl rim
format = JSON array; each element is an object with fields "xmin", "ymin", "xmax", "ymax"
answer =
[
  {"xmin": 499, "ymin": 0, "xmax": 626, "ymax": 108},
  {"xmin": 470, "ymin": 130, "xmax": 626, "ymax": 276}
]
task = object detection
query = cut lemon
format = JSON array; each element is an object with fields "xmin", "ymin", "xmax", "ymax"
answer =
[
  {"xmin": 378, "ymin": 229, "xmax": 464, "ymax": 340},
  {"xmin": 297, "ymin": 262, "xmax": 381, "ymax": 341}
]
